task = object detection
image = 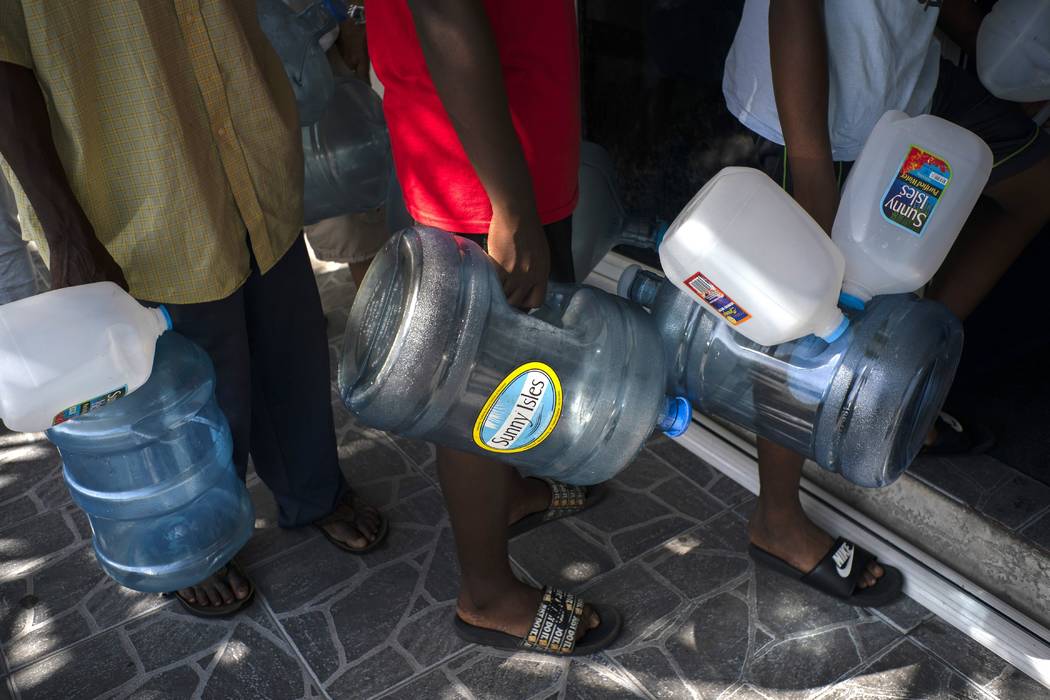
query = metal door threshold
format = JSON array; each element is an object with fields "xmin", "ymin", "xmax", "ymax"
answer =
[{"xmin": 585, "ymin": 252, "xmax": 1050, "ymax": 690}]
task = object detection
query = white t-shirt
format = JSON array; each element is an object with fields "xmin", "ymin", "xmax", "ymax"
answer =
[{"xmin": 723, "ymin": 0, "xmax": 943, "ymax": 162}]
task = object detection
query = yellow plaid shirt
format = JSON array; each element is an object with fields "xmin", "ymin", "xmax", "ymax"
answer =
[{"xmin": 0, "ymin": 0, "xmax": 304, "ymax": 304}]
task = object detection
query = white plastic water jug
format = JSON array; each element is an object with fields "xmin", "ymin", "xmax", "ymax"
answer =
[
  {"xmin": 977, "ymin": 0, "xmax": 1050, "ymax": 103},
  {"xmin": 0, "ymin": 282, "xmax": 171, "ymax": 433},
  {"xmin": 832, "ymin": 111, "xmax": 993, "ymax": 309},
  {"xmin": 658, "ymin": 167, "xmax": 848, "ymax": 346}
]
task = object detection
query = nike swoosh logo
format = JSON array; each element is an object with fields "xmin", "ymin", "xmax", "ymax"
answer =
[{"xmin": 834, "ymin": 543, "xmax": 854, "ymax": 578}]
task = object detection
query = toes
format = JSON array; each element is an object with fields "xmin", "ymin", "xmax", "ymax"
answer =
[
  {"xmin": 213, "ymin": 580, "xmax": 234, "ymax": 605},
  {"xmin": 228, "ymin": 569, "xmax": 251, "ymax": 600},
  {"xmin": 203, "ymin": 584, "xmax": 224, "ymax": 608},
  {"xmin": 193, "ymin": 586, "xmax": 210, "ymax": 607},
  {"xmin": 869, "ymin": 561, "xmax": 885, "ymax": 579},
  {"xmin": 178, "ymin": 587, "xmax": 196, "ymax": 603}
]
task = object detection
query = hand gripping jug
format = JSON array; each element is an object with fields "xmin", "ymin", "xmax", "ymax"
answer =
[
  {"xmin": 977, "ymin": 0, "xmax": 1050, "ymax": 103},
  {"xmin": 0, "ymin": 282, "xmax": 171, "ymax": 433},
  {"xmin": 619, "ymin": 267, "xmax": 963, "ymax": 487},
  {"xmin": 339, "ymin": 227, "xmax": 692, "ymax": 485},
  {"xmin": 573, "ymin": 141, "xmax": 665, "ymax": 280},
  {"xmin": 302, "ymin": 76, "xmax": 392, "ymax": 225},
  {"xmin": 832, "ymin": 111, "xmax": 993, "ymax": 309},
  {"xmin": 47, "ymin": 333, "xmax": 254, "ymax": 592},
  {"xmin": 658, "ymin": 168, "xmax": 849, "ymax": 346},
  {"xmin": 258, "ymin": 0, "xmax": 346, "ymax": 125}
]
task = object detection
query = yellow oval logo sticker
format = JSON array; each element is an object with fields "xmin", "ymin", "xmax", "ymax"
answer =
[{"xmin": 473, "ymin": 362, "xmax": 562, "ymax": 453}]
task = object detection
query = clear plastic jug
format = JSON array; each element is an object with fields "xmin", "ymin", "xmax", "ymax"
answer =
[
  {"xmin": 573, "ymin": 141, "xmax": 665, "ymax": 280},
  {"xmin": 833, "ymin": 111, "xmax": 993, "ymax": 309},
  {"xmin": 339, "ymin": 227, "xmax": 691, "ymax": 485},
  {"xmin": 258, "ymin": 0, "xmax": 345, "ymax": 125},
  {"xmin": 48, "ymin": 333, "xmax": 254, "ymax": 592},
  {"xmin": 0, "ymin": 282, "xmax": 171, "ymax": 433},
  {"xmin": 977, "ymin": 0, "xmax": 1050, "ymax": 103},
  {"xmin": 658, "ymin": 167, "xmax": 848, "ymax": 346},
  {"xmin": 302, "ymin": 76, "xmax": 392, "ymax": 225},
  {"xmin": 619, "ymin": 267, "xmax": 963, "ymax": 487}
]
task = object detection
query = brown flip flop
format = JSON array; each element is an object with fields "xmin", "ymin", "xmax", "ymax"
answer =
[
  {"xmin": 314, "ymin": 494, "xmax": 390, "ymax": 554},
  {"xmin": 168, "ymin": 561, "xmax": 255, "ymax": 618}
]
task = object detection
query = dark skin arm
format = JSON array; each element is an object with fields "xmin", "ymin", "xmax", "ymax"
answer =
[
  {"xmin": 406, "ymin": 0, "xmax": 550, "ymax": 308},
  {"xmin": 0, "ymin": 61, "xmax": 127, "ymax": 290},
  {"xmin": 768, "ymin": 0, "xmax": 838, "ymax": 235},
  {"xmin": 335, "ymin": 18, "xmax": 370, "ymax": 82},
  {"xmin": 937, "ymin": 0, "xmax": 984, "ymax": 58}
]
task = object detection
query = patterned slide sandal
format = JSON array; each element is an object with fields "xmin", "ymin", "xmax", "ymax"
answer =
[
  {"xmin": 508, "ymin": 479, "xmax": 607, "ymax": 539},
  {"xmin": 453, "ymin": 586, "xmax": 622, "ymax": 656},
  {"xmin": 750, "ymin": 537, "xmax": 903, "ymax": 608}
]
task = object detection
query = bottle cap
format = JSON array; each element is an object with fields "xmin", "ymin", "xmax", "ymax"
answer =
[
  {"xmin": 820, "ymin": 315, "xmax": 850, "ymax": 344},
  {"xmin": 617, "ymin": 264, "xmax": 641, "ymax": 299},
  {"xmin": 157, "ymin": 305, "xmax": 173, "ymax": 331},
  {"xmin": 838, "ymin": 292, "xmax": 867, "ymax": 312},
  {"xmin": 659, "ymin": 396, "xmax": 692, "ymax": 437}
]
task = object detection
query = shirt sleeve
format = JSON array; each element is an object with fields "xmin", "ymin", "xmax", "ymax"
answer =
[{"xmin": 0, "ymin": 0, "xmax": 33, "ymax": 68}]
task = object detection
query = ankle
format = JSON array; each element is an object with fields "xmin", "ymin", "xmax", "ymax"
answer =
[
  {"xmin": 457, "ymin": 577, "xmax": 532, "ymax": 615},
  {"xmin": 750, "ymin": 498, "xmax": 806, "ymax": 538}
]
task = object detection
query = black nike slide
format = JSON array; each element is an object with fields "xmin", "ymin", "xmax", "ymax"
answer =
[
  {"xmin": 749, "ymin": 537, "xmax": 903, "ymax": 608},
  {"xmin": 453, "ymin": 586, "xmax": 622, "ymax": 656}
]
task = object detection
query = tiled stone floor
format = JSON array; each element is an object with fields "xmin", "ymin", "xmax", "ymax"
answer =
[{"xmin": 0, "ymin": 260, "xmax": 1045, "ymax": 699}]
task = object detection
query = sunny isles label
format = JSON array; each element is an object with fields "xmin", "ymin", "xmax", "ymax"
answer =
[{"xmin": 473, "ymin": 362, "xmax": 563, "ymax": 453}]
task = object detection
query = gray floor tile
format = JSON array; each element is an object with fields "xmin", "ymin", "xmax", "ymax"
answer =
[
  {"xmin": 612, "ymin": 450, "xmax": 679, "ymax": 491},
  {"xmin": 0, "ymin": 509, "xmax": 80, "ymax": 582},
  {"xmin": 978, "ymin": 473, "xmax": 1050, "ymax": 531},
  {"xmin": 752, "ymin": 565, "xmax": 862, "ymax": 639},
  {"xmin": 326, "ymin": 646, "xmax": 415, "ymax": 700},
  {"xmin": 651, "ymin": 475, "xmax": 728, "ymax": 522},
  {"xmin": 819, "ymin": 639, "xmax": 986, "ymax": 699},
  {"xmin": 868, "ymin": 596, "xmax": 933, "ymax": 634},
  {"xmin": 452, "ymin": 651, "xmax": 565, "ymax": 700},
  {"xmin": 582, "ymin": 563, "xmax": 683, "ymax": 651},
  {"xmin": 379, "ymin": 669, "xmax": 469, "ymax": 699},
  {"xmin": 645, "ymin": 437, "xmax": 720, "ymax": 488},
  {"xmin": 510, "ymin": 521, "xmax": 617, "ymax": 590},
  {"xmin": 395, "ymin": 602, "xmax": 469, "ymax": 669},
  {"xmin": 610, "ymin": 516, "xmax": 696, "ymax": 563},
  {"xmin": 11, "ymin": 628, "xmax": 140, "ymax": 700},
  {"xmin": 198, "ymin": 616, "xmax": 313, "ymax": 700},
  {"xmin": 120, "ymin": 664, "xmax": 201, "ymax": 699},
  {"xmin": 650, "ymin": 534, "xmax": 750, "ymax": 600},
  {"xmin": 0, "ymin": 435, "xmax": 64, "ymax": 505},
  {"xmin": 984, "ymin": 667, "xmax": 1049, "ymax": 700},
  {"xmin": 665, "ymin": 591, "xmax": 751, "ymax": 687},
  {"xmin": 708, "ymin": 477, "xmax": 756, "ymax": 509},
  {"xmin": 4, "ymin": 609, "xmax": 94, "ymax": 670},
  {"xmin": 564, "ymin": 658, "xmax": 645, "ymax": 699},
  {"xmin": 575, "ymin": 485, "xmax": 675, "ymax": 535},
  {"xmin": 250, "ymin": 536, "xmax": 366, "ymax": 614},
  {"xmin": 613, "ymin": 646, "xmax": 697, "ymax": 698},
  {"xmin": 910, "ymin": 617, "xmax": 1011, "ymax": 687},
  {"xmin": 749, "ymin": 627, "xmax": 862, "ymax": 698},
  {"xmin": 328, "ymin": 562, "xmax": 420, "ymax": 666},
  {"xmin": 1020, "ymin": 510, "xmax": 1050, "ymax": 552}
]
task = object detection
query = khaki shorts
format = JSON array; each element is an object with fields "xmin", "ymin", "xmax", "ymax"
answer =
[{"xmin": 305, "ymin": 206, "xmax": 390, "ymax": 264}]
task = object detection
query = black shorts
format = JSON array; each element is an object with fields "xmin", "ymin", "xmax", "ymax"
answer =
[{"xmin": 757, "ymin": 59, "xmax": 1050, "ymax": 193}]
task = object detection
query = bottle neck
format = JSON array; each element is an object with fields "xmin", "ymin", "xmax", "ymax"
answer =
[
  {"xmin": 152, "ymin": 306, "xmax": 173, "ymax": 336},
  {"xmin": 618, "ymin": 266, "xmax": 662, "ymax": 307}
]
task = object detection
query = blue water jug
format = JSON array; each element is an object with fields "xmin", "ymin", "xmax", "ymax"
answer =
[
  {"xmin": 302, "ymin": 76, "xmax": 392, "ymax": 224},
  {"xmin": 339, "ymin": 228, "xmax": 691, "ymax": 485},
  {"xmin": 258, "ymin": 0, "xmax": 348, "ymax": 125},
  {"xmin": 573, "ymin": 141, "xmax": 665, "ymax": 280},
  {"xmin": 47, "ymin": 333, "xmax": 254, "ymax": 593},
  {"xmin": 619, "ymin": 267, "xmax": 963, "ymax": 487}
]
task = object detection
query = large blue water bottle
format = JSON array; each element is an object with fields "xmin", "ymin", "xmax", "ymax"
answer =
[
  {"xmin": 619, "ymin": 267, "xmax": 963, "ymax": 487},
  {"xmin": 258, "ymin": 0, "xmax": 349, "ymax": 125},
  {"xmin": 47, "ymin": 333, "xmax": 254, "ymax": 593}
]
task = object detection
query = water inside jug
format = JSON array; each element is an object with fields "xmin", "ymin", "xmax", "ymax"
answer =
[
  {"xmin": 658, "ymin": 167, "xmax": 848, "ymax": 346},
  {"xmin": 48, "ymin": 333, "xmax": 254, "ymax": 593},
  {"xmin": 339, "ymin": 227, "xmax": 691, "ymax": 485},
  {"xmin": 833, "ymin": 111, "xmax": 992, "ymax": 309},
  {"xmin": 619, "ymin": 267, "xmax": 963, "ymax": 487}
]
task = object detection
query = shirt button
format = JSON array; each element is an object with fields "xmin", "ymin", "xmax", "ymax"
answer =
[
  {"xmin": 217, "ymin": 126, "xmax": 227, "ymax": 137},
  {"xmin": 184, "ymin": 13, "xmax": 196, "ymax": 24}
]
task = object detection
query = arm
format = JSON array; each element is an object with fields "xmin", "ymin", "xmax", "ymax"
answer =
[
  {"xmin": 406, "ymin": 0, "xmax": 549, "ymax": 308},
  {"xmin": 937, "ymin": 0, "xmax": 983, "ymax": 58},
  {"xmin": 768, "ymin": 0, "xmax": 838, "ymax": 235},
  {"xmin": 0, "ymin": 62, "xmax": 126, "ymax": 290},
  {"xmin": 334, "ymin": 17, "xmax": 370, "ymax": 82}
]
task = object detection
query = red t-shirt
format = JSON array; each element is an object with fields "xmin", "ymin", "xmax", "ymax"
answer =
[{"xmin": 366, "ymin": 1, "xmax": 581, "ymax": 233}]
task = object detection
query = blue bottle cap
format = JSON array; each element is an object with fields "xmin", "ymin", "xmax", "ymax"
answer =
[
  {"xmin": 158, "ymin": 305, "xmax": 173, "ymax": 330},
  {"xmin": 820, "ymin": 316, "xmax": 850, "ymax": 344},
  {"xmin": 654, "ymin": 221, "xmax": 671, "ymax": 248},
  {"xmin": 322, "ymin": 0, "xmax": 349, "ymax": 21},
  {"xmin": 838, "ymin": 292, "xmax": 867, "ymax": 312},
  {"xmin": 659, "ymin": 396, "xmax": 692, "ymax": 437}
]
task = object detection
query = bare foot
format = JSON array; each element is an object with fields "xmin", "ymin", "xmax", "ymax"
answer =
[
  {"xmin": 507, "ymin": 477, "xmax": 553, "ymax": 526},
  {"xmin": 177, "ymin": 563, "xmax": 251, "ymax": 609},
  {"xmin": 456, "ymin": 580, "xmax": 600, "ymax": 643},
  {"xmin": 317, "ymin": 493, "xmax": 384, "ymax": 551},
  {"xmin": 749, "ymin": 506, "xmax": 884, "ymax": 589}
]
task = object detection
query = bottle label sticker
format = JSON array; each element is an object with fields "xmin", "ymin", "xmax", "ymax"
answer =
[
  {"xmin": 473, "ymin": 362, "xmax": 562, "ymax": 454},
  {"xmin": 684, "ymin": 272, "xmax": 751, "ymax": 325},
  {"xmin": 880, "ymin": 145, "xmax": 952, "ymax": 237},
  {"xmin": 52, "ymin": 386, "xmax": 128, "ymax": 426}
]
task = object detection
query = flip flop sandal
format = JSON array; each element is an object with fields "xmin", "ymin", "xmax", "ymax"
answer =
[
  {"xmin": 508, "ymin": 479, "xmax": 607, "ymax": 539},
  {"xmin": 167, "ymin": 561, "xmax": 255, "ymax": 618},
  {"xmin": 314, "ymin": 496, "xmax": 390, "ymax": 554},
  {"xmin": 750, "ymin": 537, "xmax": 903, "ymax": 608},
  {"xmin": 453, "ymin": 586, "xmax": 622, "ymax": 656},
  {"xmin": 920, "ymin": 411, "xmax": 995, "ymax": 457}
]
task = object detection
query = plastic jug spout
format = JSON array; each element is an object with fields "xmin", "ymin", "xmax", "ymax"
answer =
[
  {"xmin": 617, "ymin": 265, "xmax": 661, "ymax": 307},
  {"xmin": 816, "ymin": 309, "xmax": 850, "ymax": 344},
  {"xmin": 839, "ymin": 282, "xmax": 873, "ymax": 311},
  {"xmin": 657, "ymin": 396, "xmax": 692, "ymax": 437},
  {"xmin": 152, "ymin": 306, "xmax": 173, "ymax": 335}
]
